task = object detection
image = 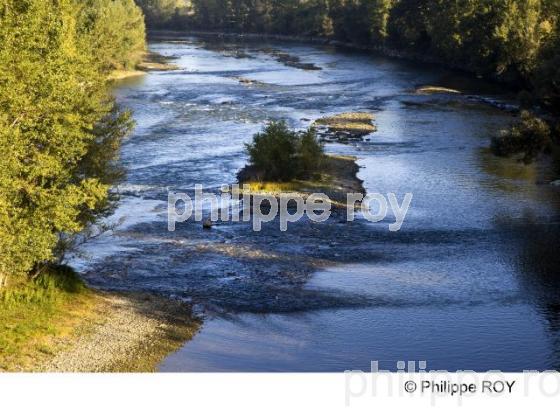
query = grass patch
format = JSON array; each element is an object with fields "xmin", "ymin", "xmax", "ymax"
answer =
[
  {"xmin": 0, "ymin": 267, "xmax": 100, "ymax": 371},
  {"xmin": 1, "ymin": 269, "xmax": 199, "ymax": 372}
]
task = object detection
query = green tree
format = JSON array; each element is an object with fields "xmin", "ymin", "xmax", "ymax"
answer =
[
  {"xmin": 0, "ymin": 0, "xmax": 139, "ymax": 286},
  {"xmin": 245, "ymin": 122, "xmax": 324, "ymax": 181},
  {"xmin": 246, "ymin": 122, "xmax": 300, "ymax": 181},
  {"xmin": 80, "ymin": 0, "xmax": 146, "ymax": 72},
  {"xmin": 136, "ymin": 0, "xmax": 192, "ymax": 28},
  {"xmin": 492, "ymin": 0, "xmax": 552, "ymax": 77}
]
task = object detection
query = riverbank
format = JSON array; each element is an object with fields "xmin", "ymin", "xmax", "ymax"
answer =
[
  {"xmin": 148, "ymin": 30, "xmax": 510, "ymax": 83},
  {"xmin": 148, "ymin": 30, "xmax": 524, "ymax": 114},
  {"xmin": 0, "ymin": 270, "xmax": 199, "ymax": 372},
  {"xmin": 41, "ymin": 293, "xmax": 199, "ymax": 372},
  {"xmin": 109, "ymin": 51, "xmax": 179, "ymax": 81}
]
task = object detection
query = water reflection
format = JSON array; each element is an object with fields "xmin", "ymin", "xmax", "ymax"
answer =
[
  {"xmin": 77, "ymin": 36, "xmax": 560, "ymax": 371},
  {"xmin": 501, "ymin": 211, "xmax": 560, "ymax": 370}
]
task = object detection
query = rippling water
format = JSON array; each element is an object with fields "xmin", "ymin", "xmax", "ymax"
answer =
[{"xmin": 71, "ymin": 35, "xmax": 560, "ymax": 372}]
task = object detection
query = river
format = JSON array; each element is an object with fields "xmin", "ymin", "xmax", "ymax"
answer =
[{"xmin": 71, "ymin": 35, "xmax": 560, "ymax": 372}]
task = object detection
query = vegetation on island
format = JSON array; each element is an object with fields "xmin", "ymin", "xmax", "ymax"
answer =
[
  {"xmin": 243, "ymin": 121, "xmax": 325, "ymax": 182},
  {"xmin": 492, "ymin": 111, "xmax": 556, "ymax": 163},
  {"xmin": 239, "ymin": 121, "xmax": 363, "ymax": 207}
]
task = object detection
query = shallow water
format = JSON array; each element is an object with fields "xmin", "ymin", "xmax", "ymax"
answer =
[{"xmin": 72, "ymin": 35, "xmax": 560, "ymax": 372}]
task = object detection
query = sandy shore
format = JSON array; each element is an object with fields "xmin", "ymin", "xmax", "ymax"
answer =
[{"xmin": 40, "ymin": 293, "xmax": 199, "ymax": 373}]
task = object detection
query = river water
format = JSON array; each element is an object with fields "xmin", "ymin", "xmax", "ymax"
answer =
[{"xmin": 72, "ymin": 35, "xmax": 560, "ymax": 372}]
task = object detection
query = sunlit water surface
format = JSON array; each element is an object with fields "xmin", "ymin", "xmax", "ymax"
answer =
[{"xmin": 71, "ymin": 36, "xmax": 560, "ymax": 372}]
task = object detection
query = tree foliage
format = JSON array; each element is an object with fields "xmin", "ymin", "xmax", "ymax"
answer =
[
  {"xmin": 245, "ymin": 122, "xmax": 324, "ymax": 182},
  {"xmin": 79, "ymin": 0, "xmax": 146, "ymax": 72},
  {"xmin": 135, "ymin": 0, "xmax": 192, "ymax": 29},
  {"xmin": 491, "ymin": 110, "xmax": 553, "ymax": 163},
  {"xmin": 0, "ymin": 0, "xmax": 145, "ymax": 285}
]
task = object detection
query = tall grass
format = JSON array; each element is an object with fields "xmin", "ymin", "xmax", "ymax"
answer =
[
  {"xmin": 0, "ymin": 267, "xmax": 85, "ymax": 308},
  {"xmin": 0, "ymin": 266, "xmax": 92, "ymax": 371}
]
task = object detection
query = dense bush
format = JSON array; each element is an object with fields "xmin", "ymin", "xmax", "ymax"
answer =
[
  {"xmin": 0, "ymin": 0, "xmax": 144, "ymax": 286},
  {"xmin": 491, "ymin": 111, "xmax": 553, "ymax": 163},
  {"xmin": 245, "ymin": 122, "xmax": 325, "ymax": 182}
]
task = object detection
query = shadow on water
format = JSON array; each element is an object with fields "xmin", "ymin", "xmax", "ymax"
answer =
[
  {"xmin": 76, "ymin": 35, "xmax": 560, "ymax": 371},
  {"xmin": 498, "ymin": 212, "xmax": 560, "ymax": 370}
]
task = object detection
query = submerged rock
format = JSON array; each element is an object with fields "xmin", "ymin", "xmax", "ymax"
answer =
[
  {"xmin": 235, "ymin": 77, "xmax": 267, "ymax": 87},
  {"xmin": 258, "ymin": 47, "xmax": 322, "ymax": 71}
]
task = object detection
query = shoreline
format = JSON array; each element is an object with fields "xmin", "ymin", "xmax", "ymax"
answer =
[
  {"xmin": 108, "ymin": 51, "xmax": 180, "ymax": 82},
  {"xmin": 1, "ymin": 287, "xmax": 199, "ymax": 373},
  {"xmin": 148, "ymin": 30, "xmax": 522, "ymax": 115},
  {"xmin": 148, "ymin": 29, "xmax": 512, "ymax": 85},
  {"xmin": 40, "ymin": 292, "xmax": 200, "ymax": 373}
]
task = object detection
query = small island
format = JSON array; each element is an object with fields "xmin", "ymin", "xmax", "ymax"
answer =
[{"xmin": 236, "ymin": 119, "xmax": 367, "ymax": 209}]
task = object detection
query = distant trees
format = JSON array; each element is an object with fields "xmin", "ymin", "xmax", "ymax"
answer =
[
  {"xmin": 135, "ymin": 0, "xmax": 192, "ymax": 28},
  {"xmin": 534, "ymin": 23, "xmax": 560, "ymax": 110},
  {"xmin": 0, "ymin": 0, "xmax": 145, "ymax": 286}
]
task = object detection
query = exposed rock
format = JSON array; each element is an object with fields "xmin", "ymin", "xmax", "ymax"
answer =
[
  {"xmin": 137, "ymin": 51, "xmax": 180, "ymax": 72},
  {"xmin": 235, "ymin": 77, "xmax": 267, "ymax": 86},
  {"xmin": 259, "ymin": 47, "xmax": 322, "ymax": 71},
  {"xmin": 415, "ymin": 85, "xmax": 462, "ymax": 95},
  {"xmin": 314, "ymin": 112, "xmax": 376, "ymax": 141}
]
